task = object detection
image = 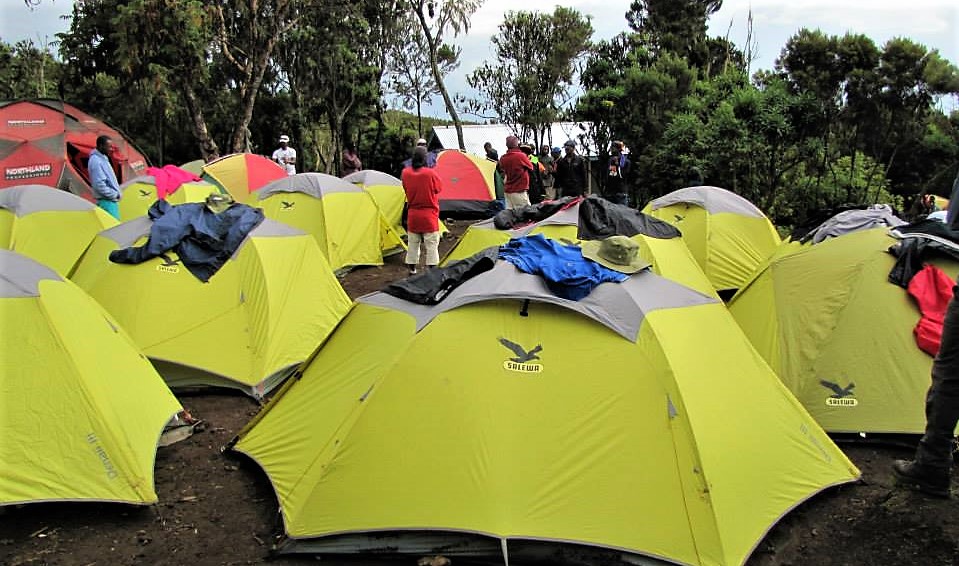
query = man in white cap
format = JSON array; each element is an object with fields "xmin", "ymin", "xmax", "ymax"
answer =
[
  {"xmin": 272, "ymin": 135, "xmax": 296, "ymax": 176},
  {"xmin": 404, "ymin": 137, "xmax": 437, "ymax": 168}
]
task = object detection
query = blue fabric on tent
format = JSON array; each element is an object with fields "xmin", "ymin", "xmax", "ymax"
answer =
[
  {"xmin": 499, "ymin": 234, "xmax": 627, "ymax": 301},
  {"xmin": 109, "ymin": 200, "xmax": 265, "ymax": 282}
]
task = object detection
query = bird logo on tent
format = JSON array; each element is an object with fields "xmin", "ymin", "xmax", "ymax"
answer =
[
  {"xmin": 674, "ymin": 214, "xmax": 685, "ymax": 222},
  {"xmin": 499, "ymin": 338, "xmax": 543, "ymax": 373},
  {"xmin": 156, "ymin": 253, "xmax": 181, "ymax": 274},
  {"xmin": 280, "ymin": 201, "xmax": 295, "ymax": 210},
  {"xmin": 138, "ymin": 188, "xmax": 151, "ymax": 198},
  {"xmin": 820, "ymin": 380, "xmax": 858, "ymax": 407}
]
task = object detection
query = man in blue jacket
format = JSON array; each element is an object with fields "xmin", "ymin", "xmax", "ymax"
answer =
[{"xmin": 88, "ymin": 135, "xmax": 122, "ymax": 219}]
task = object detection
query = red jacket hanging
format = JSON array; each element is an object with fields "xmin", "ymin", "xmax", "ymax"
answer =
[{"xmin": 908, "ymin": 264, "xmax": 955, "ymax": 356}]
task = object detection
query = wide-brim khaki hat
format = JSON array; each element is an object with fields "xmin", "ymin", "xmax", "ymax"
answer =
[
  {"xmin": 205, "ymin": 193, "xmax": 235, "ymax": 214},
  {"xmin": 580, "ymin": 235, "xmax": 651, "ymax": 274}
]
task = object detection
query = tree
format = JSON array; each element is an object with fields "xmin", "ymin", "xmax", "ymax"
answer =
[
  {"xmin": 0, "ymin": 39, "xmax": 62, "ymax": 99},
  {"xmin": 278, "ymin": 0, "xmax": 401, "ymax": 174},
  {"xmin": 59, "ymin": 0, "xmax": 222, "ymax": 159},
  {"xmin": 777, "ymin": 30, "xmax": 959, "ymax": 203},
  {"xmin": 577, "ymin": 44, "xmax": 696, "ymax": 202},
  {"xmin": 625, "ymin": 0, "xmax": 722, "ymax": 70},
  {"xmin": 210, "ymin": 0, "xmax": 297, "ymax": 154},
  {"xmin": 384, "ymin": 14, "xmax": 459, "ymax": 137},
  {"xmin": 466, "ymin": 7, "xmax": 593, "ymax": 145},
  {"xmin": 407, "ymin": 0, "xmax": 483, "ymax": 150}
]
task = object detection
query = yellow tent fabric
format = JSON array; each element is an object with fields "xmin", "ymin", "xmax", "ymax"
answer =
[
  {"xmin": 70, "ymin": 217, "xmax": 352, "ymax": 398},
  {"xmin": 234, "ymin": 261, "xmax": 859, "ymax": 565},
  {"xmin": 251, "ymin": 172, "xmax": 404, "ymax": 273},
  {"xmin": 729, "ymin": 227, "xmax": 959, "ymax": 434},
  {"xmin": 179, "ymin": 159, "xmax": 205, "ymax": 176},
  {"xmin": 343, "ymin": 170, "xmax": 406, "ymax": 236},
  {"xmin": 1, "ymin": 250, "xmax": 180, "ymax": 506},
  {"xmin": 118, "ymin": 176, "xmax": 222, "ymax": 221},
  {"xmin": 442, "ymin": 198, "xmax": 716, "ymax": 298},
  {"xmin": 0, "ymin": 184, "xmax": 116, "ymax": 276},
  {"xmin": 643, "ymin": 186, "xmax": 781, "ymax": 293}
]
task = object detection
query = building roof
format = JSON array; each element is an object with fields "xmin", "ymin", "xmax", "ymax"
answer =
[{"xmin": 429, "ymin": 122, "xmax": 598, "ymax": 157}]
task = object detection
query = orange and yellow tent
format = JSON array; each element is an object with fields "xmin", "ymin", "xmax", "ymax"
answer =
[
  {"xmin": 202, "ymin": 153, "xmax": 286, "ymax": 200},
  {"xmin": 434, "ymin": 150, "xmax": 497, "ymax": 217}
]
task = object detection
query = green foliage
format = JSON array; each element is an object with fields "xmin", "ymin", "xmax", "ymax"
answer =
[
  {"xmin": 6, "ymin": 0, "xmax": 951, "ymax": 223},
  {"xmin": 0, "ymin": 40, "xmax": 61, "ymax": 99},
  {"xmin": 466, "ymin": 6, "xmax": 593, "ymax": 142},
  {"xmin": 625, "ymin": 0, "xmax": 722, "ymax": 68},
  {"xmin": 578, "ymin": 43, "xmax": 696, "ymax": 200},
  {"xmin": 278, "ymin": 0, "xmax": 401, "ymax": 174}
]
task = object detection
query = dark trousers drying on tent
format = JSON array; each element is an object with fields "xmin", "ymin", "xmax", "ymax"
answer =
[{"xmin": 915, "ymin": 280, "xmax": 959, "ymax": 470}]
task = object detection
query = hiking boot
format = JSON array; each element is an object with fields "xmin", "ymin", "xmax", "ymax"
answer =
[{"xmin": 892, "ymin": 459, "xmax": 951, "ymax": 498}]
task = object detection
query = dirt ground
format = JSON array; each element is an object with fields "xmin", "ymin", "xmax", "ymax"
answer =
[{"xmin": 3, "ymin": 220, "xmax": 959, "ymax": 566}]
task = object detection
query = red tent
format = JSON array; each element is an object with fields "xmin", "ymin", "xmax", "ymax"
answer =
[
  {"xmin": 433, "ymin": 150, "xmax": 497, "ymax": 217},
  {"xmin": 0, "ymin": 99, "xmax": 150, "ymax": 200}
]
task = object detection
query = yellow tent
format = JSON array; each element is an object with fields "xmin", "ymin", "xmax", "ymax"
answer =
[
  {"xmin": 179, "ymin": 159, "xmax": 205, "ymax": 176},
  {"xmin": 0, "ymin": 184, "xmax": 116, "ymax": 276},
  {"xmin": 729, "ymin": 227, "xmax": 959, "ymax": 434},
  {"xmin": 343, "ymin": 169, "xmax": 406, "ymax": 235},
  {"xmin": 233, "ymin": 260, "xmax": 859, "ymax": 565},
  {"xmin": 71, "ymin": 217, "xmax": 352, "ymax": 398},
  {"xmin": 643, "ymin": 186, "xmax": 781, "ymax": 294},
  {"xmin": 442, "ymin": 197, "xmax": 716, "ymax": 298},
  {"xmin": 118, "ymin": 176, "xmax": 222, "ymax": 221},
  {"xmin": 250, "ymin": 172, "xmax": 404, "ymax": 273},
  {"xmin": 1, "ymin": 250, "xmax": 181, "ymax": 506}
]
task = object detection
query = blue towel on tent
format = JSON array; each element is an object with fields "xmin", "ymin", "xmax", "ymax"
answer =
[{"xmin": 498, "ymin": 234, "xmax": 628, "ymax": 301}]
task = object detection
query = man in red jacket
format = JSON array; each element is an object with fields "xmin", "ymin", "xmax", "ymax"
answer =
[
  {"xmin": 401, "ymin": 146, "xmax": 443, "ymax": 274},
  {"xmin": 499, "ymin": 135, "xmax": 534, "ymax": 210}
]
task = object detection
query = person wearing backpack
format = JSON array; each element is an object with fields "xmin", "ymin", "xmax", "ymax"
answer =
[{"xmin": 605, "ymin": 140, "xmax": 631, "ymax": 206}]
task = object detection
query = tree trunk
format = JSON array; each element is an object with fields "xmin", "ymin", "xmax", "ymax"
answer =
[
  {"xmin": 181, "ymin": 83, "xmax": 220, "ymax": 160},
  {"xmin": 417, "ymin": 98, "xmax": 423, "ymax": 138},
  {"xmin": 372, "ymin": 100, "xmax": 387, "ymax": 170},
  {"xmin": 229, "ymin": 37, "xmax": 279, "ymax": 154},
  {"xmin": 432, "ymin": 54, "xmax": 465, "ymax": 150},
  {"xmin": 157, "ymin": 98, "xmax": 165, "ymax": 165},
  {"xmin": 413, "ymin": 5, "xmax": 466, "ymax": 150}
]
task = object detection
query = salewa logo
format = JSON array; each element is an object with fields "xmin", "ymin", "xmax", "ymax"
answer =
[
  {"xmin": 499, "ymin": 337, "xmax": 543, "ymax": 373},
  {"xmin": 5, "ymin": 163, "xmax": 52, "ymax": 180},
  {"xmin": 156, "ymin": 254, "xmax": 181, "ymax": 274},
  {"xmin": 138, "ymin": 189, "xmax": 151, "ymax": 198},
  {"xmin": 280, "ymin": 200, "xmax": 295, "ymax": 210},
  {"xmin": 821, "ymin": 380, "xmax": 858, "ymax": 407}
]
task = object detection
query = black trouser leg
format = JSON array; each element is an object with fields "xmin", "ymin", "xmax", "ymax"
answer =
[{"xmin": 916, "ymin": 283, "xmax": 959, "ymax": 469}]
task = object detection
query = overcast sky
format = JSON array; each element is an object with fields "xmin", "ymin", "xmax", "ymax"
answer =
[{"xmin": 2, "ymin": 0, "xmax": 956, "ymax": 116}]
